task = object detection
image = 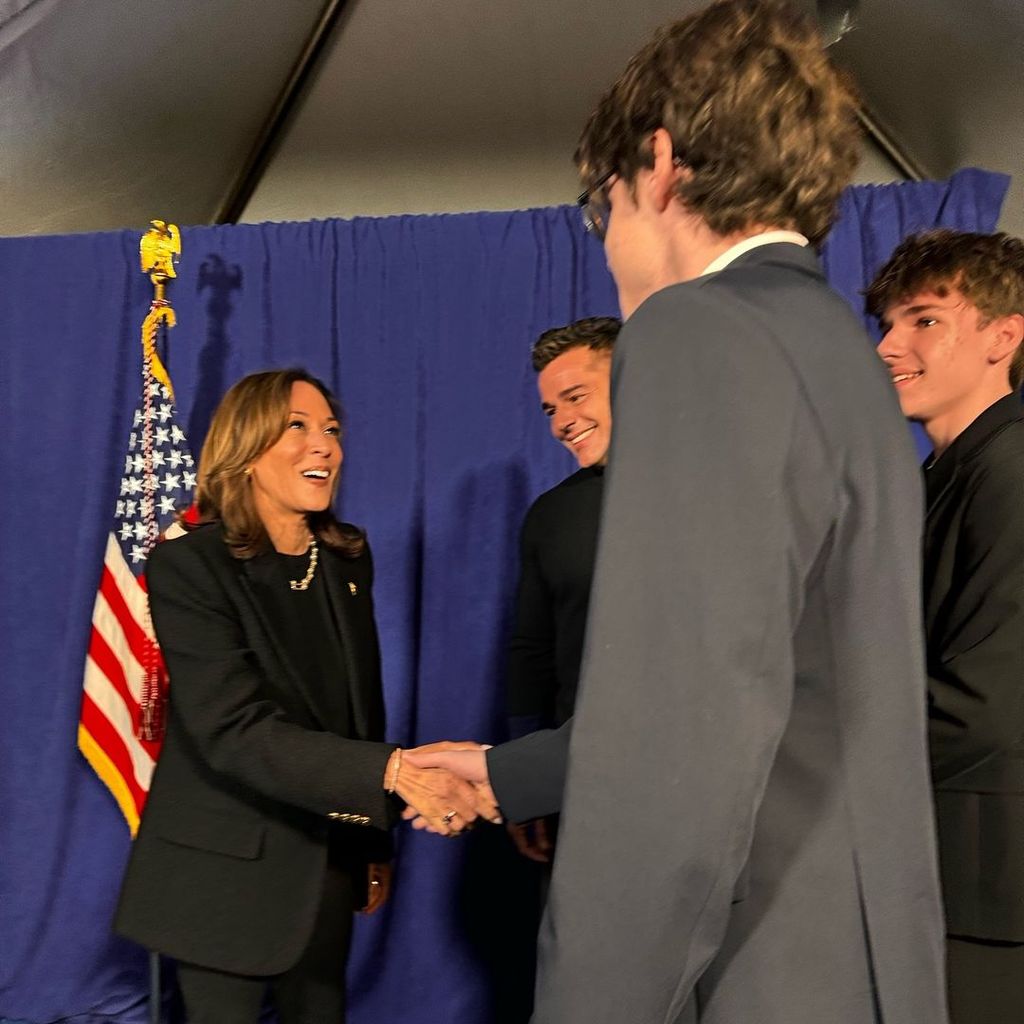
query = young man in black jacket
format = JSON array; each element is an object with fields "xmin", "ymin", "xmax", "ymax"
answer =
[{"xmin": 870, "ymin": 229, "xmax": 1024, "ymax": 1024}]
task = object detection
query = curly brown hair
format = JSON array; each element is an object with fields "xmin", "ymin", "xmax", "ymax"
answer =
[
  {"xmin": 192, "ymin": 368, "xmax": 365, "ymax": 559},
  {"xmin": 866, "ymin": 230, "xmax": 1024, "ymax": 391},
  {"xmin": 575, "ymin": 0, "xmax": 861, "ymax": 245},
  {"xmin": 531, "ymin": 316, "xmax": 622, "ymax": 372}
]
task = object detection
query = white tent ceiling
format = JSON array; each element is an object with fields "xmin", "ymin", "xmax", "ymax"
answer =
[{"xmin": 0, "ymin": 0, "xmax": 1020, "ymax": 238}]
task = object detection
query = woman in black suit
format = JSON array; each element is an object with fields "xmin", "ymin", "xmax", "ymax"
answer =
[{"xmin": 115, "ymin": 369, "xmax": 484, "ymax": 1023}]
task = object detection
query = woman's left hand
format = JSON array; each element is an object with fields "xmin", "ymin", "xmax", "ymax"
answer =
[{"xmin": 362, "ymin": 862, "xmax": 391, "ymax": 915}]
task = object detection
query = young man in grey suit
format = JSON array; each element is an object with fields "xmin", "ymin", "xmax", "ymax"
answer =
[
  {"xmin": 869, "ymin": 230, "xmax": 1024, "ymax": 1024},
  {"xmin": 411, "ymin": 1, "xmax": 948, "ymax": 1021}
]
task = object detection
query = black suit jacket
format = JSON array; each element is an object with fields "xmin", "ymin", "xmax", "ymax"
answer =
[
  {"xmin": 114, "ymin": 523, "xmax": 395, "ymax": 976},
  {"xmin": 924, "ymin": 393, "xmax": 1024, "ymax": 940}
]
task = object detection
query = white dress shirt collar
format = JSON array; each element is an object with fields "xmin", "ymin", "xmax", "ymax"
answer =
[{"xmin": 699, "ymin": 230, "xmax": 809, "ymax": 277}]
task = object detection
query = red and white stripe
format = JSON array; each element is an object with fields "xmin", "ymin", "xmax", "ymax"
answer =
[{"xmin": 79, "ymin": 533, "xmax": 165, "ymax": 833}]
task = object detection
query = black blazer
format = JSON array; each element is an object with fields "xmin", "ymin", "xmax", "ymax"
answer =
[
  {"xmin": 924, "ymin": 394, "xmax": 1024, "ymax": 940},
  {"xmin": 114, "ymin": 523, "xmax": 395, "ymax": 976}
]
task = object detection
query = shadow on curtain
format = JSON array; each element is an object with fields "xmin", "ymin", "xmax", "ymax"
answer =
[{"xmin": 0, "ymin": 169, "xmax": 1008, "ymax": 1024}]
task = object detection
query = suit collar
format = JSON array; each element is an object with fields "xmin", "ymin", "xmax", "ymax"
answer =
[
  {"xmin": 700, "ymin": 231, "xmax": 809, "ymax": 276},
  {"xmin": 318, "ymin": 546, "xmax": 374, "ymax": 739},
  {"xmin": 723, "ymin": 240, "xmax": 825, "ymax": 281},
  {"xmin": 925, "ymin": 393, "xmax": 1024, "ymax": 508}
]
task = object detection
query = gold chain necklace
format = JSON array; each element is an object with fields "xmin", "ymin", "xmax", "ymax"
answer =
[{"xmin": 289, "ymin": 535, "xmax": 319, "ymax": 591}]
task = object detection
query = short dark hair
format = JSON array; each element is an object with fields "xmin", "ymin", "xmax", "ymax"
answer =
[
  {"xmin": 531, "ymin": 316, "xmax": 622, "ymax": 372},
  {"xmin": 866, "ymin": 230, "xmax": 1024, "ymax": 391},
  {"xmin": 575, "ymin": 0, "xmax": 861, "ymax": 245}
]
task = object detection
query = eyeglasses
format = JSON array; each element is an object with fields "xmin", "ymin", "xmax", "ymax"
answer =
[
  {"xmin": 577, "ymin": 156, "xmax": 688, "ymax": 240},
  {"xmin": 577, "ymin": 169, "xmax": 616, "ymax": 241}
]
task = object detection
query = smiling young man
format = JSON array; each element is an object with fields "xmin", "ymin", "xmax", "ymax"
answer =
[
  {"xmin": 503, "ymin": 318, "xmax": 619, "ymax": 868},
  {"xmin": 869, "ymin": 229, "xmax": 1024, "ymax": 1024}
]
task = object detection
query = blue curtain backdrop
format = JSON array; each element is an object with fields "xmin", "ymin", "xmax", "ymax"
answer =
[{"xmin": 0, "ymin": 168, "xmax": 1008, "ymax": 1024}]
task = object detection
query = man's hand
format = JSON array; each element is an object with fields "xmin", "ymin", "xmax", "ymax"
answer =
[
  {"xmin": 399, "ymin": 745, "xmax": 501, "ymax": 833},
  {"xmin": 361, "ymin": 862, "xmax": 391, "ymax": 914},
  {"xmin": 507, "ymin": 818, "xmax": 553, "ymax": 863},
  {"xmin": 404, "ymin": 746, "xmax": 489, "ymax": 783},
  {"xmin": 384, "ymin": 743, "xmax": 499, "ymax": 835}
]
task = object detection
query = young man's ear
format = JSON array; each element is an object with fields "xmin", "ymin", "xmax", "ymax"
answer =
[
  {"xmin": 987, "ymin": 312, "xmax": 1024, "ymax": 366},
  {"xmin": 646, "ymin": 128, "xmax": 685, "ymax": 213}
]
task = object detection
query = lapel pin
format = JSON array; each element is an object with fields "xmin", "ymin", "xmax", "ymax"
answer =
[{"xmin": 348, "ymin": 582, "xmax": 358, "ymax": 596}]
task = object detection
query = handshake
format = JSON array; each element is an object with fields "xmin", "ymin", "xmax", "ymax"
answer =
[{"xmin": 383, "ymin": 742, "xmax": 499, "ymax": 836}]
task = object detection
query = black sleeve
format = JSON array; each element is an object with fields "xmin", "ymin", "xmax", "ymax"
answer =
[{"xmin": 506, "ymin": 504, "xmax": 558, "ymax": 729}]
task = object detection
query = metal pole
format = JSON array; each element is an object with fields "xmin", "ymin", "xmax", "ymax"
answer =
[
  {"xmin": 213, "ymin": 0, "xmax": 349, "ymax": 224},
  {"xmin": 855, "ymin": 105, "xmax": 929, "ymax": 182},
  {"xmin": 149, "ymin": 952, "xmax": 161, "ymax": 1024}
]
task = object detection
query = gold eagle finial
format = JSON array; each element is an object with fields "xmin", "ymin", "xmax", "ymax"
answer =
[{"xmin": 140, "ymin": 220, "xmax": 181, "ymax": 284}]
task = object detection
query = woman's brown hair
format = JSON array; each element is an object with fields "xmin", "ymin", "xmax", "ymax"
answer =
[{"xmin": 192, "ymin": 368, "xmax": 365, "ymax": 559}]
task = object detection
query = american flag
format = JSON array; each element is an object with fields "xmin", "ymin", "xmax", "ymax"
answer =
[{"xmin": 78, "ymin": 349, "xmax": 195, "ymax": 835}]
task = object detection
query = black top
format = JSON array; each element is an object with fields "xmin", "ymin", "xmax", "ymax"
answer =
[
  {"xmin": 506, "ymin": 466, "xmax": 604, "ymax": 733},
  {"xmin": 249, "ymin": 548, "xmax": 353, "ymax": 739}
]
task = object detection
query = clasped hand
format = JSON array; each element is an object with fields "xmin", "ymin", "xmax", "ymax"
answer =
[{"xmin": 385, "ymin": 742, "xmax": 499, "ymax": 836}]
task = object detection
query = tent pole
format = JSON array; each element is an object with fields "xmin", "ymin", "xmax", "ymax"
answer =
[{"xmin": 213, "ymin": 0, "xmax": 349, "ymax": 224}]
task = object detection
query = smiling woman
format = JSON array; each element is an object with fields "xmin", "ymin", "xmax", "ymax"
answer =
[
  {"xmin": 191, "ymin": 370, "xmax": 360, "ymax": 560},
  {"xmin": 113, "ymin": 368, "xmax": 489, "ymax": 1022}
]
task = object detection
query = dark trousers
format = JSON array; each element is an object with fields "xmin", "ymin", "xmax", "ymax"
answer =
[
  {"xmin": 177, "ymin": 864, "xmax": 356, "ymax": 1024},
  {"xmin": 947, "ymin": 935, "xmax": 1024, "ymax": 1024}
]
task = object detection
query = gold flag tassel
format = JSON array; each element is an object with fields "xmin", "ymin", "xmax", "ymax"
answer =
[{"xmin": 137, "ymin": 220, "xmax": 180, "ymax": 743}]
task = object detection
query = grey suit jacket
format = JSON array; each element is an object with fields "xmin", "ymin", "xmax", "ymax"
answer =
[{"xmin": 531, "ymin": 245, "xmax": 948, "ymax": 1024}]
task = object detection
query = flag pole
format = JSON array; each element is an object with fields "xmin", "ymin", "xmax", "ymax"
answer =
[
  {"xmin": 138, "ymin": 219, "xmax": 181, "ymax": 1024},
  {"xmin": 149, "ymin": 953, "xmax": 162, "ymax": 1024}
]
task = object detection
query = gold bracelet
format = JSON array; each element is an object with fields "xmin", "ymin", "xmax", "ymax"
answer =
[{"xmin": 386, "ymin": 748, "xmax": 403, "ymax": 793}]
